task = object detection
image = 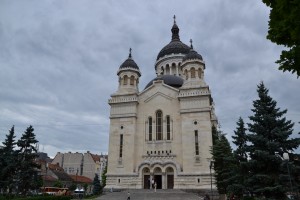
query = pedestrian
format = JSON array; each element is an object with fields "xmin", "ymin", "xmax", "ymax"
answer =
[
  {"xmin": 127, "ymin": 191, "xmax": 130, "ymax": 200},
  {"xmin": 151, "ymin": 179, "xmax": 154, "ymax": 189},
  {"xmin": 204, "ymin": 194, "xmax": 210, "ymax": 200},
  {"xmin": 154, "ymin": 182, "xmax": 157, "ymax": 193}
]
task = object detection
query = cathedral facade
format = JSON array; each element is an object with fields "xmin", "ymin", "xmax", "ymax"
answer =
[{"xmin": 106, "ymin": 18, "xmax": 217, "ymax": 190}]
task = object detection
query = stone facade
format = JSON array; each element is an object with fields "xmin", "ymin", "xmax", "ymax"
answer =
[{"xmin": 106, "ymin": 18, "xmax": 217, "ymax": 190}]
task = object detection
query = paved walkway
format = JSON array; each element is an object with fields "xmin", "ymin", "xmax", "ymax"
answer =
[{"xmin": 95, "ymin": 189, "xmax": 205, "ymax": 200}]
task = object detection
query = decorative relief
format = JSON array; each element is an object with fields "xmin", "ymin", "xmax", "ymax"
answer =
[
  {"xmin": 109, "ymin": 96, "xmax": 138, "ymax": 104},
  {"xmin": 178, "ymin": 88, "xmax": 210, "ymax": 98}
]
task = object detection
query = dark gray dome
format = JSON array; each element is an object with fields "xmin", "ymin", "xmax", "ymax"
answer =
[
  {"xmin": 119, "ymin": 49, "xmax": 139, "ymax": 70},
  {"xmin": 119, "ymin": 57, "xmax": 139, "ymax": 69},
  {"xmin": 157, "ymin": 41, "xmax": 190, "ymax": 60},
  {"xmin": 182, "ymin": 48, "xmax": 203, "ymax": 62},
  {"xmin": 145, "ymin": 75, "xmax": 184, "ymax": 89},
  {"xmin": 156, "ymin": 20, "xmax": 190, "ymax": 60}
]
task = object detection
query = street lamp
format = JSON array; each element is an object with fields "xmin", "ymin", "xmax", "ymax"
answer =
[
  {"xmin": 210, "ymin": 160, "xmax": 214, "ymax": 200},
  {"xmin": 277, "ymin": 153, "xmax": 294, "ymax": 197}
]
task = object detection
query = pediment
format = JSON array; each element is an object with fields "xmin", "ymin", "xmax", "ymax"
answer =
[{"xmin": 144, "ymin": 91, "xmax": 175, "ymax": 103}]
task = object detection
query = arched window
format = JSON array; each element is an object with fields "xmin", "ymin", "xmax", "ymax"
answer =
[
  {"xmin": 185, "ymin": 69, "xmax": 188, "ymax": 80},
  {"xmin": 130, "ymin": 76, "xmax": 135, "ymax": 85},
  {"xmin": 156, "ymin": 110, "xmax": 163, "ymax": 140},
  {"xmin": 191, "ymin": 68, "xmax": 196, "ymax": 78},
  {"xmin": 123, "ymin": 75, "xmax": 128, "ymax": 85},
  {"xmin": 166, "ymin": 115, "xmax": 171, "ymax": 140},
  {"xmin": 148, "ymin": 117, "xmax": 152, "ymax": 141},
  {"xmin": 198, "ymin": 69, "xmax": 201, "ymax": 78},
  {"xmin": 172, "ymin": 63, "xmax": 176, "ymax": 75},
  {"xmin": 166, "ymin": 64, "xmax": 170, "ymax": 75}
]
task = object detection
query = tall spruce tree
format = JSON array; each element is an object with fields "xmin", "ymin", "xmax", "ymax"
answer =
[
  {"xmin": 0, "ymin": 126, "xmax": 18, "ymax": 194},
  {"xmin": 212, "ymin": 133, "xmax": 234, "ymax": 195},
  {"xmin": 245, "ymin": 82, "xmax": 300, "ymax": 199},
  {"xmin": 227, "ymin": 118, "xmax": 248, "ymax": 198},
  {"xmin": 16, "ymin": 125, "xmax": 40, "ymax": 195},
  {"xmin": 92, "ymin": 173, "xmax": 101, "ymax": 195}
]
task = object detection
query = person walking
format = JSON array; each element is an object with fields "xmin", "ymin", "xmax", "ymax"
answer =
[{"xmin": 127, "ymin": 191, "xmax": 131, "ymax": 200}]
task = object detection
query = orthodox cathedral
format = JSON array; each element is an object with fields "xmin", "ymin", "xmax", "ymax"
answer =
[{"xmin": 106, "ymin": 17, "xmax": 217, "ymax": 190}]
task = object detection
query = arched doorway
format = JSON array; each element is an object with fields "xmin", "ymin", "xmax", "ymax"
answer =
[
  {"xmin": 166, "ymin": 167, "xmax": 174, "ymax": 189},
  {"xmin": 153, "ymin": 167, "xmax": 162, "ymax": 189},
  {"xmin": 142, "ymin": 167, "xmax": 150, "ymax": 189}
]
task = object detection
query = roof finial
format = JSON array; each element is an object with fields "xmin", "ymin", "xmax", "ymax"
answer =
[
  {"xmin": 173, "ymin": 15, "xmax": 176, "ymax": 24},
  {"xmin": 129, "ymin": 48, "xmax": 132, "ymax": 58},
  {"xmin": 190, "ymin": 39, "xmax": 193, "ymax": 49}
]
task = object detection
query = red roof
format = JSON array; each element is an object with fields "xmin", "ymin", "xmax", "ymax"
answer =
[
  {"xmin": 69, "ymin": 175, "xmax": 92, "ymax": 184},
  {"xmin": 42, "ymin": 175, "xmax": 57, "ymax": 181}
]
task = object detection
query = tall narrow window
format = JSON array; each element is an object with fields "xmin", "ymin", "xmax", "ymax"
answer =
[
  {"xmin": 195, "ymin": 130, "xmax": 199, "ymax": 155},
  {"xmin": 130, "ymin": 76, "xmax": 134, "ymax": 85},
  {"xmin": 191, "ymin": 68, "xmax": 196, "ymax": 78},
  {"xmin": 166, "ymin": 115, "xmax": 171, "ymax": 140},
  {"xmin": 185, "ymin": 69, "xmax": 188, "ymax": 80},
  {"xmin": 124, "ymin": 75, "xmax": 128, "ymax": 85},
  {"xmin": 149, "ymin": 117, "xmax": 152, "ymax": 141},
  {"xmin": 156, "ymin": 110, "xmax": 163, "ymax": 140},
  {"xmin": 119, "ymin": 134, "xmax": 123, "ymax": 158},
  {"xmin": 198, "ymin": 69, "xmax": 201, "ymax": 78}
]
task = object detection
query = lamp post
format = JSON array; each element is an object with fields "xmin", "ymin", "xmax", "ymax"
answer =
[
  {"xmin": 210, "ymin": 160, "xmax": 214, "ymax": 200},
  {"xmin": 283, "ymin": 153, "xmax": 294, "ymax": 198},
  {"xmin": 277, "ymin": 153, "xmax": 294, "ymax": 197}
]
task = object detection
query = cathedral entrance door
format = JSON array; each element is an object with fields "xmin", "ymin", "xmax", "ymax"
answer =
[
  {"xmin": 142, "ymin": 167, "xmax": 151, "ymax": 189},
  {"xmin": 166, "ymin": 167, "xmax": 174, "ymax": 189},
  {"xmin": 154, "ymin": 175, "xmax": 162, "ymax": 189},
  {"xmin": 144, "ymin": 175, "xmax": 150, "ymax": 189},
  {"xmin": 167, "ymin": 175, "xmax": 174, "ymax": 189}
]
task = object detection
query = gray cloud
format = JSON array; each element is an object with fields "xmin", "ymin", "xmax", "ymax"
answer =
[{"xmin": 0, "ymin": 0, "xmax": 299, "ymax": 157}]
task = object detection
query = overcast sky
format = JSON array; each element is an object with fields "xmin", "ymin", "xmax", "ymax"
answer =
[{"xmin": 0, "ymin": 0, "xmax": 299, "ymax": 158}]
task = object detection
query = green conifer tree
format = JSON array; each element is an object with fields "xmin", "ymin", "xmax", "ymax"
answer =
[
  {"xmin": 0, "ymin": 126, "xmax": 18, "ymax": 194},
  {"xmin": 212, "ymin": 133, "xmax": 234, "ymax": 195},
  {"xmin": 227, "ymin": 118, "xmax": 248, "ymax": 198},
  {"xmin": 16, "ymin": 125, "xmax": 40, "ymax": 195},
  {"xmin": 92, "ymin": 173, "xmax": 101, "ymax": 195},
  {"xmin": 245, "ymin": 82, "xmax": 300, "ymax": 199}
]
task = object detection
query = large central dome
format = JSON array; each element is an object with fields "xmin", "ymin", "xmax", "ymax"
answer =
[{"xmin": 156, "ymin": 19, "xmax": 190, "ymax": 60}]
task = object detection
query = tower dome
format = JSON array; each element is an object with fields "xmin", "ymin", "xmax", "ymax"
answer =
[
  {"xmin": 118, "ymin": 48, "xmax": 141, "ymax": 76},
  {"xmin": 182, "ymin": 39, "xmax": 203, "ymax": 62},
  {"xmin": 119, "ymin": 48, "xmax": 139, "ymax": 70},
  {"xmin": 156, "ymin": 16, "xmax": 190, "ymax": 60}
]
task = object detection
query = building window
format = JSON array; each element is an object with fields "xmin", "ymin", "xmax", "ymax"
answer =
[
  {"xmin": 166, "ymin": 115, "xmax": 171, "ymax": 140},
  {"xmin": 191, "ymin": 68, "xmax": 196, "ymax": 78},
  {"xmin": 119, "ymin": 134, "xmax": 123, "ymax": 158},
  {"xmin": 149, "ymin": 117, "xmax": 152, "ymax": 141},
  {"xmin": 195, "ymin": 130, "xmax": 199, "ymax": 155},
  {"xmin": 156, "ymin": 110, "xmax": 163, "ymax": 140},
  {"xmin": 198, "ymin": 69, "xmax": 201, "ymax": 78},
  {"xmin": 130, "ymin": 75, "xmax": 134, "ymax": 85},
  {"xmin": 185, "ymin": 69, "xmax": 188, "ymax": 80},
  {"xmin": 124, "ymin": 75, "xmax": 128, "ymax": 85}
]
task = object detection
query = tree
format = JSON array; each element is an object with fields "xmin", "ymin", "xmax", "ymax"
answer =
[
  {"xmin": 92, "ymin": 173, "xmax": 101, "ymax": 195},
  {"xmin": 211, "ymin": 132, "xmax": 234, "ymax": 196},
  {"xmin": 0, "ymin": 126, "xmax": 18, "ymax": 194},
  {"xmin": 227, "ymin": 118, "xmax": 248, "ymax": 198},
  {"xmin": 16, "ymin": 125, "xmax": 40, "ymax": 195},
  {"xmin": 245, "ymin": 82, "xmax": 300, "ymax": 199},
  {"xmin": 211, "ymin": 125, "xmax": 219, "ymax": 146},
  {"xmin": 101, "ymin": 165, "xmax": 107, "ymax": 188},
  {"xmin": 262, "ymin": 0, "xmax": 300, "ymax": 76}
]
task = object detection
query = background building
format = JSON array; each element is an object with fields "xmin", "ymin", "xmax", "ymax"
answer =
[
  {"xmin": 52, "ymin": 151, "xmax": 107, "ymax": 180},
  {"xmin": 106, "ymin": 17, "xmax": 217, "ymax": 190}
]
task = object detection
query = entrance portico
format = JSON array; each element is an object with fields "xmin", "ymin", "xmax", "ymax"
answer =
[{"xmin": 140, "ymin": 163, "xmax": 176, "ymax": 189}]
